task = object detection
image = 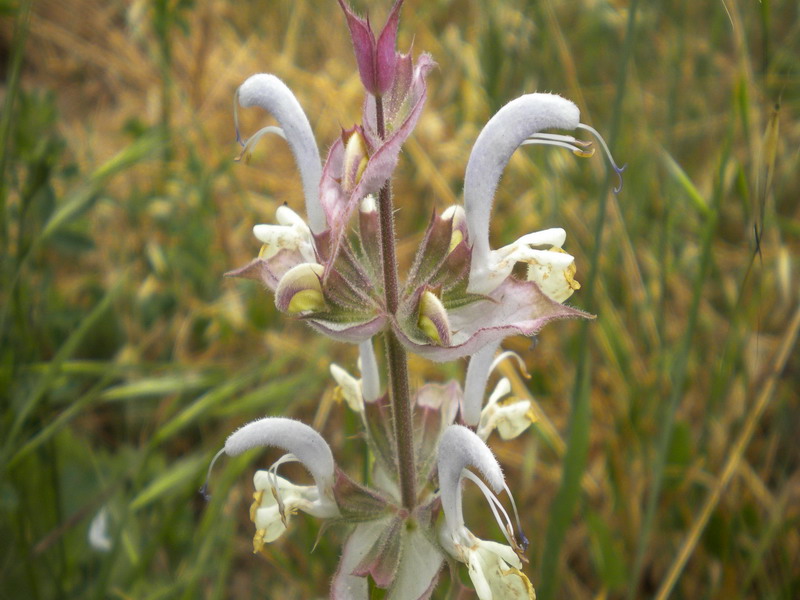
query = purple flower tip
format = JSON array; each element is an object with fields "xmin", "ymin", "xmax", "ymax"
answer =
[{"xmin": 337, "ymin": 0, "xmax": 404, "ymax": 96}]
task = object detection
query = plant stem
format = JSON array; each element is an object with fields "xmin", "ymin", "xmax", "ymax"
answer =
[{"xmin": 374, "ymin": 96, "xmax": 417, "ymax": 510}]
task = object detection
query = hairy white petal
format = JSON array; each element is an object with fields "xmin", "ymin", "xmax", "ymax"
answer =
[
  {"xmin": 463, "ymin": 341, "xmax": 501, "ymax": 426},
  {"xmin": 437, "ymin": 425, "xmax": 505, "ymax": 536},
  {"xmin": 330, "ymin": 363, "xmax": 364, "ymax": 412},
  {"xmin": 250, "ymin": 472, "xmax": 335, "ymax": 542},
  {"xmin": 469, "ymin": 233, "xmax": 575, "ymax": 295},
  {"xmin": 252, "ymin": 206, "xmax": 315, "ymax": 262},
  {"xmin": 238, "ymin": 74, "xmax": 325, "ymax": 232},
  {"xmin": 464, "ymin": 93, "xmax": 580, "ymax": 280},
  {"xmin": 439, "ymin": 526, "xmax": 533, "ymax": 600},
  {"xmin": 358, "ymin": 339, "xmax": 381, "ymax": 402},
  {"xmin": 511, "ymin": 228, "xmax": 566, "ymax": 249},
  {"xmin": 88, "ymin": 507, "xmax": 112, "ymax": 552},
  {"xmin": 224, "ymin": 417, "xmax": 334, "ymax": 491}
]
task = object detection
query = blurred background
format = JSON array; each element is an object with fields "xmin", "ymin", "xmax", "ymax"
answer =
[{"xmin": 1, "ymin": 0, "xmax": 798, "ymax": 598}]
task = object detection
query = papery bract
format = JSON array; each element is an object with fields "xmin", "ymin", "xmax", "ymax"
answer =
[{"xmin": 337, "ymin": 0, "xmax": 404, "ymax": 97}]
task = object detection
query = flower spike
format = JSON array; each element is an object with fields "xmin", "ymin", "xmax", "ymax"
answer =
[{"xmin": 237, "ymin": 74, "xmax": 325, "ymax": 232}]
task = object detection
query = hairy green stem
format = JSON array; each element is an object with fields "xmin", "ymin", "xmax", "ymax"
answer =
[{"xmin": 374, "ymin": 96, "xmax": 417, "ymax": 510}]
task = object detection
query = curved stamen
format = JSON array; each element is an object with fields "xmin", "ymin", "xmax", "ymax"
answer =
[
  {"xmin": 521, "ymin": 138, "xmax": 595, "ymax": 157},
  {"xmin": 235, "ymin": 125, "xmax": 287, "ymax": 163},
  {"xmin": 502, "ymin": 481, "xmax": 528, "ymax": 552},
  {"xmin": 488, "ymin": 350, "xmax": 531, "ymax": 381},
  {"xmin": 267, "ymin": 453, "xmax": 301, "ymax": 525},
  {"xmin": 234, "ymin": 93, "xmax": 244, "ymax": 147},
  {"xmin": 575, "ymin": 123, "xmax": 626, "ymax": 193},
  {"xmin": 524, "ymin": 132, "xmax": 591, "ymax": 146},
  {"xmin": 462, "ymin": 470, "xmax": 517, "ymax": 550},
  {"xmin": 522, "ymin": 133, "xmax": 595, "ymax": 158},
  {"xmin": 199, "ymin": 448, "xmax": 226, "ymax": 501},
  {"xmin": 437, "ymin": 425, "xmax": 505, "ymax": 536}
]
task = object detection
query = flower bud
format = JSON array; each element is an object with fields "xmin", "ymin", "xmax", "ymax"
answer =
[
  {"xmin": 337, "ymin": 0, "xmax": 404, "ymax": 96},
  {"xmin": 441, "ymin": 205, "xmax": 467, "ymax": 253},
  {"xmin": 275, "ymin": 263, "xmax": 327, "ymax": 314},
  {"xmin": 417, "ymin": 290, "xmax": 451, "ymax": 346},
  {"xmin": 342, "ymin": 126, "xmax": 370, "ymax": 192}
]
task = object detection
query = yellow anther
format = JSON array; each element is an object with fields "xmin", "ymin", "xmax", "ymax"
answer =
[
  {"xmin": 572, "ymin": 147, "xmax": 596, "ymax": 158},
  {"xmin": 549, "ymin": 246, "xmax": 581, "ymax": 291},
  {"xmin": 253, "ymin": 529, "xmax": 267, "ymax": 554},
  {"xmin": 250, "ymin": 490, "xmax": 265, "ymax": 523}
]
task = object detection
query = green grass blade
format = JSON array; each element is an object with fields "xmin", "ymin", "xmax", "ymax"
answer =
[
  {"xmin": 537, "ymin": 1, "xmax": 641, "ymax": 597},
  {"xmin": 627, "ymin": 137, "xmax": 730, "ymax": 599},
  {"xmin": 2, "ymin": 276, "xmax": 126, "ymax": 463},
  {"xmin": 0, "ymin": 0, "xmax": 31, "ymax": 245}
]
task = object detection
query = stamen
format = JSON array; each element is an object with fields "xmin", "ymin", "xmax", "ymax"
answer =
[
  {"xmin": 575, "ymin": 123, "xmax": 626, "ymax": 193},
  {"xmin": 488, "ymin": 350, "xmax": 531, "ymax": 380},
  {"xmin": 502, "ymin": 481, "xmax": 529, "ymax": 552},
  {"xmin": 233, "ymin": 90, "xmax": 243, "ymax": 146},
  {"xmin": 269, "ymin": 453, "xmax": 301, "ymax": 476},
  {"xmin": 267, "ymin": 453, "xmax": 300, "ymax": 527},
  {"xmin": 235, "ymin": 126, "xmax": 287, "ymax": 163},
  {"xmin": 521, "ymin": 136, "xmax": 595, "ymax": 158},
  {"xmin": 525, "ymin": 132, "xmax": 592, "ymax": 147},
  {"xmin": 462, "ymin": 470, "xmax": 517, "ymax": 550},
  {"xmin": 199, "ymin": 448, "xmax": 226, "ymax": 501}
]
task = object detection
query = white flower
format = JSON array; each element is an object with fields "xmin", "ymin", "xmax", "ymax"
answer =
[
  {"xmin": 209, "ymin": 417, "xmax": 340, "ymax": 551},
  {"xmin": 330, "ymin": 340, "xmax": 382, "ymax": 412},
  {"xmin": 463, "ymin": 93, "xmax": 622, "ymax": 300},
  {"xmin": 477, "ymin": 377, "xmax": 535, "ymax": 441},
  {"xmin": 253, "ymin": 204, "xmax": 316, "ymax": 262},
  {"xmin": 330, "ymin": 363, "xmax": 364, "ymax": 412},
  {"xmin": 437, "ymin": 425, "xmax": 534, "ymax": 599},
  {"xmin": 463, "ymin": 342, "xmax": 530, "ymax": 427},
  {"xmin": 250, "ymin": 472, "xmax": 331, "ymax": 548},
  {"xmin": 445, "ymin": 530, "xmax": 536, "ymax": 600},
  {"xmin": 88, "ymin": 507, "xmax": 112, "ymax": 552}
]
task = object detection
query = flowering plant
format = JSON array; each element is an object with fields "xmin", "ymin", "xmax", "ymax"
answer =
[{"xmin": 205, "ymin": 1, "xmax": 621, "ymax": 597}]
